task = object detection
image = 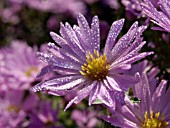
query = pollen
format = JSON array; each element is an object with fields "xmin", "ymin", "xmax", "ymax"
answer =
[
  {"xmin": 80, "ymin": 50, "xmax": 110, "ymax": 81},
  {"xmin": 141, "ymin": 111, "xmax": 169, "ymax": 128},
  {"xmin": 7, "ymin": 105, "xmax": 20, "ymax": 112},
  {"xmin": 25, "ymin": 66, "xmax": 38, "ymax": 77}
]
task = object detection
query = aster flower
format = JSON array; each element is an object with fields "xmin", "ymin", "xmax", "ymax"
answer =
[
  {"xmin": 71, "ymin": 109, "xmax": 99, "ymax": 128},
  {"xmin": 142, "ymin": 0, "xmax": 170, "ymax": 32},
  {"xmin": 0, "ymin": 40, "xmax": 44, "ymax": 90},
  {"xmin": 0, "ymin": 5, "xmax": 21, "ymax": 24},
  {"xmin": 44, "ymin": 0, "xmax": 86, "ymax": 15},
  {"xmin": 103, "ymin": 0, "xmax": 120, "ymax": 10},
  {"xmin": 0, "ymin": 90, "xmax": 38, "ymax": 128},
  {"xmin": 82, "ymin": 0, "xmax": 98, "ymax": 4},
  {"xmin": 124, "ymin": 60, "xmax": 159, "ymax": 81},
  {"xmin": 0, "ymin": 0, "xmax": 22, "ymax": 24},
  {"xmin": 121, "ymin": 0, "xmax": 143, "ymax": 17},
  {"xmin": 103, "ymin": 73, "xmax": 170, "ymax": 128},
  {"xmin": 29, "ymin": 100, "xmax": 62, "ymax": 128},
  {"xmin": 22, "ymin": 0, "xmax": 86, "ymax": 17},
  {"xmin": 31, "ymin": 13, "xmax": 153, "ymax": 110},
  {"xmin": 121, "ymin": 0, "xmax": 159, "ymax": 18}
]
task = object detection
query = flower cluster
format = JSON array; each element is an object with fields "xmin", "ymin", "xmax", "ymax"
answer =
[
  {"xmin": 1, "ymin": 0, "xmax": 170, "ymax": 127},
  {"xmin": 103, "ymin": 73, "xmax": 170, "ymax": 128},
  {"xmin": 0, "ymin": 41, "xmax": 63, "ymax": 128}
]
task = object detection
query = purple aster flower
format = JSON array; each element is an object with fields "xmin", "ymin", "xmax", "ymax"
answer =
[
  {"xmin": 0, "ymin": 40, "xmax": 45, "ymax": 90},
  {"xmin": 71, "ymin": 109, "xmax": 99, "ymax": 128},
  {"xmin": 24, "ymin": 0, "xmax": 86, "ymax": 17},
  {"xmin": 5, "ymin": 0, "xmax": 86, "ymax": 18},
  {"xmin": 0, "ymin": 0, "xmax": 22, "ymax": 24},
  {"xmin": 124, "ymin": 60, "xmax": 159, "ymax": 98},
  {"xmin": 1, "ymin": 5, "xmax": 21, "ymax": 24},
  {"xmin": 103, "ymin": 73, "xmax": 170, "ymax": 128},
  {"xmin": 125, "ymin": 60, "xmax": 159, "ymax": 81},
  {"xmin": 82, "ymin": 0, "xmax": 98, "ymax": 4},
  {"xmin": 162, "ymin": 33, "xmax": 170, "ymax": 43},
  {"xmin": 9, "ymin": 0, "xmax": 86, "ymax": 16},
  {"xmin": 142, "ymin": 0, "xmax": 170, "ymax": 32},
  {"xmin": 103, "ymin": 0, "xmax": 120, "ymax": 10},
  {"xmin": 121, "ymin": 0, "xmax": 159, "ymax": 18},
  {"xmin": 29, "ymin": 100, "xmax": 62, "ymax": 128},
  {"xmin": 31, "ymin": 14, "xmax": 153, "ymax": 110},
  {"xmin": 47, "ymin": 16, "xmax": 58, "ymax": 31},
  {"xmin": 0, "ymin": 90, "xmax": 38, "ymax": 128}
]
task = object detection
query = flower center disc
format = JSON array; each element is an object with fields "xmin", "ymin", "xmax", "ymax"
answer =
[
  {"xmin": 141, "ymin": 111, "xmax": 168, "ymax": 128},
  {"xmin": 80, "ymin": 50, "xmax": 110, "ymax": 81},
  {"xmin": 7, "ymin": 105, "xmax": 20, "ymax": 112},
  {"xmin": 25, "ymin": 66, "xmax": 38, "ymax": 77}
]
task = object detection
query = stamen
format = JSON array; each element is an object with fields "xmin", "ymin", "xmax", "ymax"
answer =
[
  {"xmin": 141, "ymin": 111, "xmax": 168, "ymax": 128},
  {"xmin": 80, "ymin": 50, "xmax": 110, "ymax": 81},
  {"xmin": 25, "ymin": 66, "xmax": 38, "ymax": 77},
  {"xmin": 7, "ymin": 105, "xmax": 20, "ymax": 112}
]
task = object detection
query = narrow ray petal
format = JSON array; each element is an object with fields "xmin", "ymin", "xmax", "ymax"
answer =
[
  {"xmin": 91, "ymin": 16, "xmax": 100, "ymax": 51},
  {"xmin": 89, "ymin": 81, "xmax": 100, "ymax": 105},
  {"xmin": 104, "ymin": 19, "xmax": 125, "ymax": 54}
]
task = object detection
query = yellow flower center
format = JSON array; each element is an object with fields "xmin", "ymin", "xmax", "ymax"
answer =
[
  {"xmin": 45, "ymin": 120, "xmax": 53, "ymax": 126},
  {"xmin": 25, "ymin": 66, "xmax": 38, "ymax": 77},
  {"xmin": 7, "ymin": 105, "xmax": 20, "ymax": 112},
  {"xmin": 80, "ymin": 50, "xmax": 110, "ymax": 81},
  {"xmin": 141, "ymin": 111, "xmax": 169, "ymax": 128}
]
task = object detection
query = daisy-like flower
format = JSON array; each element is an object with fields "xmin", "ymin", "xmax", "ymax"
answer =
[
  {"xmin": 17, "ymin": 0, "xmax": 86, "ymax": 17},
  {"xmin": 125, "ymin": 60, "xmax": 159, "ymax": 82},
  {"xmin": 142, "ymin": 0, "xmax": 170, "ymax": 32},
  {"xmin": 0, "ymin": 40, "xmax": 45, "ymax": 90},
  {"xmin": 103, "ymin": 73, "xmax": 170, "ymax": 128},
  {"xmin": 71, "ymin": 109, "xmax": 99, "ymax": 128},
  {"xmin": 29, "ymin": 100, "xmax": 62, "ymax": 128},
  {"xmin": 0, "ymin": 90, "xmax": 38, "ymax": 128},
  {"xmin": 31, "ymin": 14, "xmax": 153, "ymax": 110},
  {"xmin": 121, "ymin": 0, "xmax": 159, "ymax": 18}
]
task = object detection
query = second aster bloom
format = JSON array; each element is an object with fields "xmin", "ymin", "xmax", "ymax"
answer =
[
  {"xmin": 31, "ymin": 14, "xmax": 153, "ymax": 110},
  {"xmin": 71, "ymin": 109, "xmax": 99, "ymax": 128},
  {"xmin": 0, "ymin": 90, "xmax": 38, "ymax": 128},
  {"xmin": 121, "ymin": 0, "xmax": 159, "ymax": 17},
  {"xmin": 29, "ymin": 100, "xmax": 62, "ymax": 128},
  {"xmin": 142, "ymin": 0, "xmax": 170, "ymax": 32},
  {"xmin": 103, "ymin": 74, "xmax": 170, "ymax": 128},
  {"xmin": 0, "ymin": 40, "xmax": 45, "ymax": 90}
]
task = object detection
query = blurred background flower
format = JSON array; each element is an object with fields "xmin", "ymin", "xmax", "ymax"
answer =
[
  {"xmin": 0, "ymin": 40, "xmax": 44, "ymax": 90},
  {"xmin": 71, "ymin": 109, "xmax": 99, "ymax": 128}
]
